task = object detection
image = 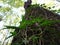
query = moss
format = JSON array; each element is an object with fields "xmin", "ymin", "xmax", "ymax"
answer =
[{"xmin": 11, "ymin": 4, "xmax": 60, "ymax": 45}]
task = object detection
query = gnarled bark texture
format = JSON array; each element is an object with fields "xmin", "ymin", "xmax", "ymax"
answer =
[{"xmin": 11, "ymin": 4, "xmax": 60, "ymax": 45}]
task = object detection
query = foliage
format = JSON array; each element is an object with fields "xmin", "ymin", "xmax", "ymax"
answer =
[{"xmin": 0, "ymin": 0, "xmax": 24, "ymax": 8}]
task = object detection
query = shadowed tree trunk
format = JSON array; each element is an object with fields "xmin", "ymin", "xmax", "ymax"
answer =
[{"xmin": 11, "ymin": 0, "xmax": 60, "ymax": 45}]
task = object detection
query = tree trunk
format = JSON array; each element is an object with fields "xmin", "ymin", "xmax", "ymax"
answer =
[{"xmin": 11, "ymin": 4, "xmax": 60, "ymax": 45}]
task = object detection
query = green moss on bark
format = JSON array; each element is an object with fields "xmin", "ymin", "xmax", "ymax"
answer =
[{"xmin": 11, "ymin": 4, "xmax": 60, "ymax": 45}]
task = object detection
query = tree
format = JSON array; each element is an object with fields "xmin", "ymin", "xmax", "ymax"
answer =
[{"xmin": 5, "ymin": 0, "xmax": 60, "ymax": 45}]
